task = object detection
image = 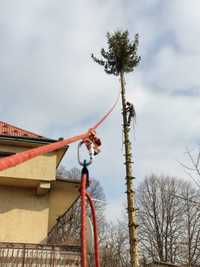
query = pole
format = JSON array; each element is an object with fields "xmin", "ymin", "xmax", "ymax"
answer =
[{"xmin": 120, "ymin": 71, "xmax": 139, "ymax": 267}]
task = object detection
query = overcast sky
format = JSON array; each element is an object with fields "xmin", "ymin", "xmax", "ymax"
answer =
[{"xmin": 0, "ymin": 0, "xmax": 200, "ymax": 221}]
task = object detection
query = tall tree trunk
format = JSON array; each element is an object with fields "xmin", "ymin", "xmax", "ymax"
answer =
[{"xmin": 120, "ymin": 71, "xmax": 139, "ymax": 267}]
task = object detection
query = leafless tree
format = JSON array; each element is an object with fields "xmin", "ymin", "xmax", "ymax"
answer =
[
  {"xmin": 57, "ymin": 166, "xmax": 81, "ymax": 181},
  {"xmin": 180, "ymin": 147, "xmax": 200, "ymax": 188},
  {"xmin": 100, "ymin": 220, "xmax": 130, "ymax": 267},
  {"xmin": 137, "ymin": 174, "xmax": 200, "ymax": 267},
  {"xmin": 137, "ymin": 175, "xmax": 184, "ymax": 263},
  {"xmin": 178, "ymin": 183, "xmax": 200, "ymax": 267}
]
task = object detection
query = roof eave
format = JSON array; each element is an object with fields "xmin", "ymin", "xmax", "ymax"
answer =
[{"xmin": 0, "ymin": 135, "xmax": 57, "ymax": 145}]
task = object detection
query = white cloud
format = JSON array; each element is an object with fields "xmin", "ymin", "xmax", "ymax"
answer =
[{"xmin": 165, "ymin": 0, "xmax": 200, "ymax": 53}]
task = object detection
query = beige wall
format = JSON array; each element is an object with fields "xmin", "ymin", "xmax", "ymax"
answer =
[
  {"xmin": 0, "ymin": 186, "xmax": 49, "ymax": 243},
  {"xmin": 0, "ymin": 144, "xmax": 57, "ymax": 182},
  {"xmin": 0, "ymin": 182, "xmax": 80, "ymax": 244}
]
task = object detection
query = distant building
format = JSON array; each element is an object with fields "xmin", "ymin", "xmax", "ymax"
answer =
[{"xmin": 0, "ymin": 121, "xmax": 80, "ymax": 265}]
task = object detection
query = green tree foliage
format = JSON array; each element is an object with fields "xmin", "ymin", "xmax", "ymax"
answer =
[{"xmin": 92, "ymin": 31, "xmax": 141, "ymax": 75}]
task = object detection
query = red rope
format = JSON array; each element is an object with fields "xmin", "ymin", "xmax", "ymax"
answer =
[
  {"xmin": 81, "ymin": 166, "xmax": 88, "ymax": 267},
  {"xmin": 86, "ymin": 192, "xmax": 100, "ymax": 267},
  {"xmin": 92, "ymin": 90, "xmax": 120, "ymax": 130}
]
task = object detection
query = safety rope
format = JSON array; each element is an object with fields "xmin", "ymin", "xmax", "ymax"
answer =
[{"xmin": 92, "ymin": 90, "xmax": 120, "ymax": 130}]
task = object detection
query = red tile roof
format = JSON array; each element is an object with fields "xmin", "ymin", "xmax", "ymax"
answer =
[{"xmin": 0, "ymin": 121, "xmax": 45, "ymax": 139}]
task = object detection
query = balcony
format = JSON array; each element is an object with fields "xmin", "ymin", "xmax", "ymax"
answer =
[{"xmin": 0, "ymin": 242, "xmax": 80, "ymax": 266}]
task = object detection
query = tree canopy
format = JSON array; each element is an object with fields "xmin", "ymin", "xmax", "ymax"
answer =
[{"xmin": 92, "ymin": 30, "xmax": 141, "ymax": 76}]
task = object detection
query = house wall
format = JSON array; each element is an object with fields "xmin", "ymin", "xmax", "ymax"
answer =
[
  {"xmin": 0, "ymin": 185, "xmax": 49, "ymax": 243},
  {"xmin": 0, "ymin": 182, "xmax": 80, "ymax": 243},
  {"xmin": 0, "ymin": 144, "xmax": 57, "ymax": 182}
]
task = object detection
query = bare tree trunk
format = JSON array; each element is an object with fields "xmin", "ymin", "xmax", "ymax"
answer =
[
  {"xmin": 120, "ymin": 71, "xmax": 139, "ymax": 267},
  {"xmin": 186, "ymin": 195, "xmax": 192, "ymax": 267}
]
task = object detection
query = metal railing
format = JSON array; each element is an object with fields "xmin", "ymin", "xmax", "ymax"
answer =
[{"xmin": 0, "ymin": 242, "xmax": 80, "ymax": 266}]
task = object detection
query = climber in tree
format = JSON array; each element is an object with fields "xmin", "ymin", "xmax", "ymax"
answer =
[{"xmin": 126, "ymin": 102, "xmax": 136, "ymax": 127}]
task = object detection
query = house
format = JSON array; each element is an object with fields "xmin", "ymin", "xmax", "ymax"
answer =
[{"xmin": 0, "ymin": 121, "xmax": 81, "ymax": 265}]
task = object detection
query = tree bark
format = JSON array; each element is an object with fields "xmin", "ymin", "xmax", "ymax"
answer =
[{"xmin": 120, "ymin": 71, "xmax": 139, "ymax": 267}]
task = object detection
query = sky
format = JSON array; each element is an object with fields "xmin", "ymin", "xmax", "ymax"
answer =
[{"xmin": 0, "ymin": 0, "xmax": 200, "ymax": 221}]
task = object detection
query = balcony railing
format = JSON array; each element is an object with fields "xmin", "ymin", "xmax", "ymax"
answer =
[{"xmin": 0, "ymin": 242, "xmax": 80, "ymax": 266}]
